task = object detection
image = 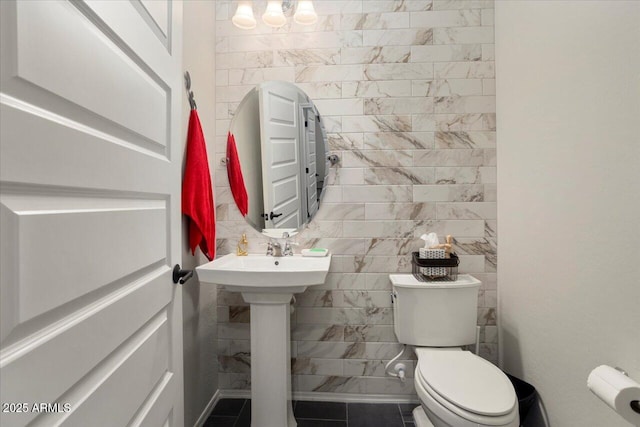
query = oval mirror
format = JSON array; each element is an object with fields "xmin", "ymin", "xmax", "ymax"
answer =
[{"xmin": 227, "ymin": 81, "xmax": 330, "ymax": 235}]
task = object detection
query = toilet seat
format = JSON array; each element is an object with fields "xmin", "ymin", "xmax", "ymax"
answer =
[{"xmin": 415, "ymin": 348, "xmax": 519, "ymax": 426}]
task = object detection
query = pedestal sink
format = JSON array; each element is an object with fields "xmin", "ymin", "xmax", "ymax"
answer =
[{"xmin": 196, "ymin": 253, "xmax": 332, "ymax": 427}]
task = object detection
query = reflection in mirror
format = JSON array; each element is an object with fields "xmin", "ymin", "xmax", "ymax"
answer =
[{"xmin": 228, "ymin": 81, "xmax": 330, "ymax": 235}]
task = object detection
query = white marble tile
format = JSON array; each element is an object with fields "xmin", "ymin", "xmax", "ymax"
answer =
[
  {"xmin": 274, "ymin": 49, "xmax": 341, "ymax": 66},
  {"xmin": 343, "ymin": 220, "xmax": 416, "ymax": 238},
  {"xmin": 323, "ymin": 273, "xmax": 367, "ymax": 290},
  {"xmin": 342, "ymin": 80, "xmax": 412, "ymax": 97},
  {"xmin": 295, "ymin": 238, "xmax": 366, "ymax": 255},
  {"xmin": 342, "ymin": 115, "xmax": 412, "ymax": 132},
  {"xmin": 321, "ymin": 185, "xmax": 343, "ymax": 203},
  {"xmin": 413, "ymin": 184, "xmax": 485, "ymax": 202},
  {"xmin": 482, "ymin": 78, "xmax": 495, "ymax": 95},
  {"xmin": 365, "ymin": 203, "xmax": 437, "ymax": 220},
  {"xmin": 292, "ymin": 358, "xmax": 344, "ymax": 376},
  {"xmin": 364, "ymin": 274, "xmax": 394, "ymax": 290},
  {"xmin": 352, "ymin": 255, "xmax": 412, "ymax": 273},
  {"xmin": 216, "ymin": 1, "xmax": 229, "ymax": 20},
  {"xmin": 328, "ymin": 132, "xmax": 365, "ymax": 149},
  {"xmin": 296, "ymin": 308, "xmax": 366, "ymax": 325},
  {"xmin": 481, "ymin": 8, "xmax": 495, "ymax": 26},
  {"xmin": 344, "ymin": 326, "xmax": 399, "ymax": 343},
  {"xmin": 411, "ymin": 9, "xmax": 481, "ymax": 27},
  {"xmin": 364, "ymin": 97, "xmax": 434, "ymax": 115},
  {"xmin": 412, "ymin": 79, "xmax": 483, "ymax": 96},
  {"xmin": 413, "ymin": 149, "xmax": 486, "ymax": 166},
  {"xmin": 364, "ymin": 63, "xmax": 434, "ymax": 80},
  {"xmin": 297, "ymin": 341, "xmax": 363, "ymax": 358},
  {"xmin": 435, "ymin": 131, "xmax": 496, "ymax": 148},
  {"xmin": 314, "ymin": 98, "xmax": 364, "ymax": 116},
  {"xmin": 364, "ymin": 132, "xmax": 434, "ymax": 150},
  {"xmin": 327, "ymin": 168, "xmax": 366, "ymax": 185},
  {"xmin": 296, "ymin": 64, "xmax": 364, "ymax": 82},
  {"xmin": 364, "ymin": 167, "xmax": 436, "ymax": 185},
  {"xmin": 342, "ymin": 290, "xmax": 394, "ymax": 308},
  {"xmin": 292, "ymin": 324, "xmax": 345, "ymax": 342},
  {"xmin": 341, "ymin": 46, "xmax": 411, "ymax": 64},
  {"xmin": 435, "ymin": 166, "xmax": 496, "ymax": 184},
  {"xmin": 412, "ymin": 219, "xmax": 486, "ymax": 237},
  {"xmin": 363, "ymin": 28, "xmax": 433, "ymax": 46},
  {"xmin": 412, "ymin": 114, "xmax": 436, "ymax": 131},
  {"xmin": 219, "ymin": 373, "xmax": 251, "ymax": 390},
  {"xmin": 482, "ymin": 44, "xmax": 495, "ymax": 60},
  {"xmin": 216, "ymin": 51, "xmax": 275, "ymax": 70},
  {"xmin": 434, "ymin": 62, "xmax": 494, "ymax": 79},
  {"xmin": 483, "ymin": 325, "xmax": 498, "ymax": 343},
  {"xmin": 295, "ymin": 290, "xmax": 342, "ymax": 307},
  {"xmin": 314, "ymin": 203, "xmax": 365, "ymax": 220},
  {"xmin": 343, "ymin": 185, "xmax": 413, "ymax": 202},
  {"xmin": 296, "ymin": 82, "xmax": 342, "ymax": 99},
  {"xmin": 435, "ymin": 202, "xmax": 497, "ymax": 220},
  {"xmin": 435, "ymin": 113, "xmax": 496, "ymax": 131},
  {"xmin": 296, "ymin": 375, "xmax": 366, "ymax": 393},
  {"xmin": 363, "ymin": 1, "xmax": 434, "ymax": 13},
  {"xmin": 228, "ymin": 66, "xmax": 295, "ymax": 85},
  {"xmin": 364, "ymin": 377, "xmax": 416, "ymax": 395},
  {"xmin": 411, "ymin": 44, "xmax": 481, "ymax": 62},
  {"xmin": 341, "ymin": 149, "xmax": 413, "ymax": 168},
  {"xmin": 435, "ymin": 95, "xmax": 496, "ymax": 114},
  {"xmin": 341, "ymin": 12, "xmax": 411, "ymax": 30},
  {"xmin": 313, "ymin": 0, "xmax": 363, "ymax": 15},
  {"xmin": 302, "ymin": 220, "xmax": 343, "ymax": 238},
  {"xmin": 433, "ymin": 0, "xmax": 494, "ymax": 10},
  {"xmin": 218, "ymin": 323, "xmax": 250, "ymax": 340},
  {"xmin": 433, "ymin": 26, "xmax": 494, "ymax": 44}
]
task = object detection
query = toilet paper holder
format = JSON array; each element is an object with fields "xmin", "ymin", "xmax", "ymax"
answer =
[{"xmin": 616, "ymin": 367, "xmax": 640, "ymax": 414}]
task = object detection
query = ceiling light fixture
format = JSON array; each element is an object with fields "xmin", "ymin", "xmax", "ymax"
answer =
[{"xmin": 232, "ymin": 1, "xmax": 318, "ymax": 29}]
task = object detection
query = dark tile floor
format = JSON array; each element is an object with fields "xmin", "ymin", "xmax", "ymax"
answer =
[{"xmin": 204, "ymin": 399, "xmax": 419, "ymax": 427}]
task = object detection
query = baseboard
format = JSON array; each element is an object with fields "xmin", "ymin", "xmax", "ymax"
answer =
[
  {"xmin": 193, "ymin": 389, "xmax": 221, "ymax": 427},
  {"xmin": 218, "ymin": 389, "xmax": 420, "ymax": 404}
]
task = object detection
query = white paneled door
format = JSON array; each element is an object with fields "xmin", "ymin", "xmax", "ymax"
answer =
[
  {"xmin": 258, "ymin": 82, "xmax": 303, "ymax": 230},
  {"xmin": 0, "ymin": 1, "xmax": 184, "ymax": 426}
]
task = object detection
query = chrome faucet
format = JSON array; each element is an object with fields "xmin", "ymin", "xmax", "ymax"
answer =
[{"xmin": 265, "ymin": 232, "xmax": 295, "ymax": 257}]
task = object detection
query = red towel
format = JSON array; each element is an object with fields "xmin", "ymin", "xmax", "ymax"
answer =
[
  {"xmin": 226, "ymin": 132, "xmax": 248, "ymax": 216},
  {"xmin": 182, "ymin": 110, "xmax": 216, "ymax": 261}
]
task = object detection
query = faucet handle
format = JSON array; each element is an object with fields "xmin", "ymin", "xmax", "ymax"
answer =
[
  {"xmin": 283, "ymin": 240, "xmax": 298, "ymax": 256},
  {"xmin": 263, "ymin": 240, "xmax": 274, "ymax": 256}
]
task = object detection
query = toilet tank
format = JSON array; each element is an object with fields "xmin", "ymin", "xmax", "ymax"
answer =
[{"xmin": 390, "ymin": 274, "xmax": 481, "ymax": 347}]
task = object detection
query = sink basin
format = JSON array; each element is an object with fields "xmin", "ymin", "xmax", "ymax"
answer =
[
  {"xmin": 196, "ymin": 252, "xmax": 332, "ymax": 427},
  {"xmin": 196, "ymin": 253, "xmax": 332, "ymax": 294}
]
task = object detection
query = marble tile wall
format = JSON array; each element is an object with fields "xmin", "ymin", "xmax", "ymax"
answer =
[{"xmin": 213, "ymin": 0, "xmax": 496, "ymax": 397}]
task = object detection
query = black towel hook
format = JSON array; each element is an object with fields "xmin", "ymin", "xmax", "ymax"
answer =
[{"xmin": 184, "ymin": 71, "xmax": 197, "ymax": 110}]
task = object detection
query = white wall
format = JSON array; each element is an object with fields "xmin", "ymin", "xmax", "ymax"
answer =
[
  {"xmin": 496, "ymin": 2, "xmax": 640, "ymax": 426},
  {"xmin": 182, "ymin": 2, "xmax": 218, "ymax": 426}
]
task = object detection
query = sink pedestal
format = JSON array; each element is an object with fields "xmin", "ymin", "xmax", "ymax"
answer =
[
  {"xmin": 195, "ymin": 254, "xmax": 332, "ymax": 427},
  {"xmin": 244, "ymin": 292, "xmax": 296, "ymax": 427}
]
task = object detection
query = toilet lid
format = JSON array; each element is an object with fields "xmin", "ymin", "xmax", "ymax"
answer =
[{"xmin": 416, "ymin": 349, "xmax": 516, "ymax": 417}]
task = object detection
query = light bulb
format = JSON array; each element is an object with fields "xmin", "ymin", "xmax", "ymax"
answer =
[
  {"xmin": 232, "ymin": 1, "xmax": 256, "ymax": 30},
  {"xmin": 262, "ymin": 1, "xmax": 286, "ymax": 28},
  {"xmin": 294, "ymin": 0, "xmax": 317, "ymax": 25}
]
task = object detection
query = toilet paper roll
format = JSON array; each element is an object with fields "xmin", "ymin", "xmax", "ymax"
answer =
[{"xmin": 587, "ymin": 365, "xmax": 640, "ymax": 425}]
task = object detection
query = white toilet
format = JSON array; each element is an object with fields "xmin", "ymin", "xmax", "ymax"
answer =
[{"xmin": 390, "ymin": 274, "xmax": 519, "ymax": 427}]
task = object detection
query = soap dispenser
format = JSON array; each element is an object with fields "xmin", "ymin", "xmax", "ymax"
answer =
[{"xmin": 236, "ymin": 233, "xmax": 248, "ymax": 256}]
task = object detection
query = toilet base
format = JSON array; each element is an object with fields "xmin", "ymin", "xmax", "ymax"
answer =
[{"xmin": 413, "ymin": 406, "xmax": 435, "ymax": 427}]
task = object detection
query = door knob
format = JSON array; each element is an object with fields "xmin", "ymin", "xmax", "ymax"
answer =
[{"xmin": 172, "ymin": 264, "xmax": 193, "ymax": 285}]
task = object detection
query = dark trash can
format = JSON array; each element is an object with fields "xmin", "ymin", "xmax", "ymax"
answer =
[{"xmin": 506, "ymin": 373, "xmax": 537, "ymax": 425}]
